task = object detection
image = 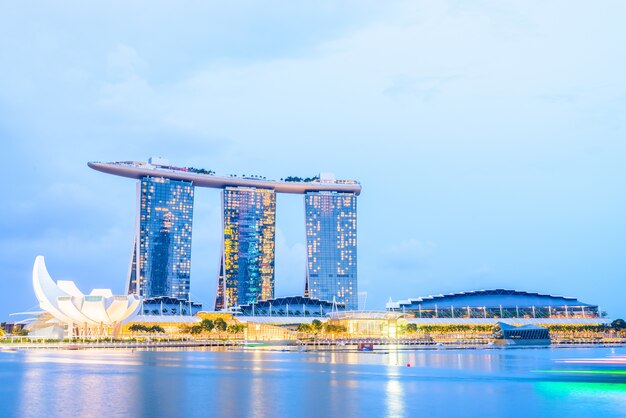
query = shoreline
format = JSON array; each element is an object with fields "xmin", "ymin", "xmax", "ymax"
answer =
[{"xmin": 2, "ymin": 339, "xmax": 626, "ymax": 352}]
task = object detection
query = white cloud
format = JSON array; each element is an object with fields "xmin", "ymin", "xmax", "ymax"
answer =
[
  {"xmin": 107, "ymin": 44, "xmax": 148, "ymax": 81},
  {"xmin": 383, "ymin": 239, "xmax": 436, "ymax": 270},
  {"xmin": 1, "ymin": 0, "xmax": 625, "ymax": 319}
]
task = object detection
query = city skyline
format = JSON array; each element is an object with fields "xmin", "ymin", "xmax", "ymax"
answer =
[
  {"xmin": 90, "ymin": 159, "xmax": 361, "ymax": 311},
  {"xmin": 2, "ymin": 4, "xmax": 626, "ymax": 418},
  {"xmin": 1, "ymin": 1, "xmax": 624, "ymax": 321}
]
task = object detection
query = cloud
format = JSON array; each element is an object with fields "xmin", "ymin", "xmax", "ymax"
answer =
[
  {"xmin": 382, "ymin": 239, "xmax": 436, "ymax": 270},
  {"xmin": 107, "ymin": 44, "xmax": 148, "ymax": 81},
  {"xmin": 383, "ymin": 74, "xmax": 461, "ymax": 101},
  {"xmin": 98, "ymin": 45, "xmax": 159, "ymax": 120},
  {"xmin": 1, "ymin": 0, "xmax": 626, "ymax": 320}
]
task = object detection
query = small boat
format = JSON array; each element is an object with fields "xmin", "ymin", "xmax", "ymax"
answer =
[{"xmin": 357, "ymin": 342, "xmax": 374, "ymax": 351}]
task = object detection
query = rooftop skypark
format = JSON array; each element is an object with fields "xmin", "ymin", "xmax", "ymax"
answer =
[{"xmin": 88, "ymin": 159, "xmax": 361, "ymax": 194}]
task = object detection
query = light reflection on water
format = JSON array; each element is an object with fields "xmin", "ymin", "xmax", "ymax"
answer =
[
  {"xmin": 385, "ymin": 379, "xmax": 404, "ymax": 418},
  {"xmin": 1, "ymin": 347, "xmax": 626, "ymax": 417}
]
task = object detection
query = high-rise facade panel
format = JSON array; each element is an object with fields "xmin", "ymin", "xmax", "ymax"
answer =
[
  {"xmin": 127, "ymin": 177, "xmax": 194, "ymax": 300},
  {"xmin": 305, "ymin": 192, "xmax": 358, "ymax": 310},
  {"xmin": 218, "ymin": 187, "xmax": 276, "ymax": 310}
]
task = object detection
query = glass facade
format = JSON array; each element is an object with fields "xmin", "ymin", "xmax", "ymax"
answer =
[
  {"xmin": 305, "ymin": 192, "xmax": 357, "ymax": 310},
  {"xmin": 127, "ymin": 177, "xmax": 194, "ymax": 300},
  {"xmin": 237, "ymin": 296, "xmax": 345, "ymax": 317},
  {"xmin": 386, "ymin": 290, "xmax": 600, "ymax": 319},
  {"xmin": 219, "ymin": 187, "xmax": 276, "ymax": 309},
  {"xmin": 141, "ymin": 296, "xmax": 202, "ymax": 316}
]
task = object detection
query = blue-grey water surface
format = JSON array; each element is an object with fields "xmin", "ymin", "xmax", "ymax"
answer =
[{"xmin": 1, "ymin": 346, "xmax": 626, "ymax": 418}]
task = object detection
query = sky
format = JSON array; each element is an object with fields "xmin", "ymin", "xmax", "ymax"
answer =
[{"xmin": 1, "ymin": 1, "xmax": 625, "ymax": 321}]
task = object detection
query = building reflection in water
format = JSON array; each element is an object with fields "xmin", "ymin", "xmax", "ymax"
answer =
[
  {"xmin": 13, "ymin": 349, "xmax": 512, "ymax": 418},
  {"xmin": 19, "ymin": 351, "xmax": 140, "ymax": 417},
  {"xmin": 10, "ymin": 347, "xmax": 625, "ymax": 418}
]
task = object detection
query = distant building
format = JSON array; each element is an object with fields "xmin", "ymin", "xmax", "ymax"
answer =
[
  {"xmin": 216, "ymin": 187, "xmax": 276, "ymax": 310},
  {"xmin": 140, "ymin": 296, "xmax": 202, "ymax": 316},
  {"xmin": 492, "ymin": 322, "xmax": 551, "ymax": 346},
  {"xmin": 237, "ymin": 295, "xmax": 345, "ymax": 317},
  {"xmin": 128, "ymin": 177, "xmax": 194, "ymax": 300},
  {"xmin": 387, "ymin": 289, "xmax": 600, "ymax": 319},
  {"xmin": 305, "ymin": 192, "xmax": 358, "ymax": 310},
  {"xmin": 327, "ymin": 311, "xmax": 405, "ymax": 338}
]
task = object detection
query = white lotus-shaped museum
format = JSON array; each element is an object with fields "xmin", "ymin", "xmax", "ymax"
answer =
[{"xmin": 32, "ymin": 256, "xmax": 140, "ymax": 326}]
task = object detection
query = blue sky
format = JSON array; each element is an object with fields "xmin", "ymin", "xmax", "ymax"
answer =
[{"xmin": 1, "ymin": 1, "xmax": 625, "ymax": 320}]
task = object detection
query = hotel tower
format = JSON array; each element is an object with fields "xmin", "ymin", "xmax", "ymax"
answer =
[
  {"xmin": 305, "ymin": 192, "xmax": 358, "ymax": 310},
  {"xmin": 89, "ymin": 159, "xmax": 361, "ymax": 310},
  {"xmin": 127, "ymin": 176, "xmax": 194, "ymax": 300},
  {"xmin": 215, "ymin": 187, "xmax": 276, "ymax": 310}
]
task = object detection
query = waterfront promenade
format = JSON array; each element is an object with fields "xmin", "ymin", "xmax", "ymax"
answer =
[{"xmin": 3, "ymin": 336, "xmax": 626, "ymax": 351}]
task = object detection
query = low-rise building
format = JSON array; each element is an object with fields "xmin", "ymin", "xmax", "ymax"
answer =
[{"xmin": 387, "ymin": 289, "xmax": 605, "ymax": 323}]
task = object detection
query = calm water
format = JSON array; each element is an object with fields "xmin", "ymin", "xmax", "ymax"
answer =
[{"xmin": 1, "ymin": 346, "xmax": 626, "ymax": 418}]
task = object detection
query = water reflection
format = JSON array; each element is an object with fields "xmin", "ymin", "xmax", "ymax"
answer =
[
  {"xmin": 18, "ymin": 351, "xmax": 139, "ymax": 418},
  {"xmin": 1, "ymin": 347, "xmax": 626, "ymax": 418},
  {"xmin": 535, "ymin": 382, "xmax": 626, "ymax": 416},
  {"xmin": 385, "ymin": 379, "xmax": 404, "ymax": 418}
]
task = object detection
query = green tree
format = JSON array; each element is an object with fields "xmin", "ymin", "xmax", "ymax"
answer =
[
  {"xmin": 149, "ymin": 325, "xmax": 165, "ymax": 333},
  {"xmin": 214, "ymin": 318, "xmax": 228, "ymax": 332},
  {"xmin": 406, "ymin": 323, "xmax": 418, "ymax": 333},
  {"xmin": 201, "ymin": 319, "xmax": 215, "ymax": 332},
  {"xmin": 611, "ymin": 319, "xmax": 626, "ymax": 330},
  {"xmin": 228, "ymin": 324, "xmax": 245, "ymax": 333},
  {"xmin": 297, "ymin": 323, "xmax": 311, "ymax": 333},
  {"xmin": 129, "ymin": 324, "xmax": 148, "ymax": 332},
  {"xmin": 311, "ymin": 319, "xmax": 323, "ymax": 331},
  {"xmin": 190, "ymin": 325, "xmax": 203, "ymax": 334},
  {"xmin": 324, "ymin": 324, "xmax": 346, "ymax": 333}
]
